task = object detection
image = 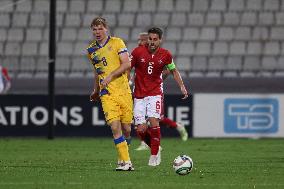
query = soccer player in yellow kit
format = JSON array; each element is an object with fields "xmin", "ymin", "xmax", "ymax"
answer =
[{"xmin": 87, "ymin": 17, "xmax": 134, "ymax": 171}]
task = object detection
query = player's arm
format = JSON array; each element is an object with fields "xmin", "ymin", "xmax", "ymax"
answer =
[
  {"xmin": 163, "ymin": 61, "xmax": 176, "ymax": 80},
  {"xmin": 101, "ymin": 51, "xmax": 131, "ymax": 88},
  {"xmin": 168, "ymin": 64, "xmax": 189, "ymax": 99},
  {"xmin": 90, "ymin": 69, "xmax": 100, "ymax": 102}
]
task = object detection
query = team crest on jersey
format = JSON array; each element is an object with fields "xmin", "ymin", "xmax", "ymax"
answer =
[
  {"xmin": 141, "ymin": 58, "xmax": 145, "ymax": 62},
  {"xmin": 159, "ymin": 60, "xmax": 163, "ymax": 64}
]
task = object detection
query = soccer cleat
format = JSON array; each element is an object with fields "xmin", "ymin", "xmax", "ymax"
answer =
[
  {"xmin": 148, "ymin": 147, "xmax": 162, "ymax": 166},
  {"xmin": 135, "ymin": 141, "xmax": 149, "ymax": 151},
  {"xmin": 115, "ymin": 161, "xmax": 134, "ymax": 171},
  {"xmin": 176, "ymin": 122, "xmax": 188, "ymax": 141}
]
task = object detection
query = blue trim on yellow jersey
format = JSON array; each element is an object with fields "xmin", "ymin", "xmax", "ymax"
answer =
[
  {"xmin": 118, "ymin": 48, "xmax": 128, "ymax": 55},
  {"xmin": 92, "ymin": 55, "xmax": 100, "ymax": 64},
  {"xmin": 114, "ymin": 136, "xmax": 125, "ymax": 145},
  {"xmin": 95, "ymin": 67, "xmax": 104, "ymax": 75},
  {"xmin": 100, "ymin": 88, "xmax": 109, "ymax": 96},
  {"xmin": 96, "ymin": 36, "xmax": 111, "ymax": 48}
]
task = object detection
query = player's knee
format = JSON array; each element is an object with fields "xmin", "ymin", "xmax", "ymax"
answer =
[{"xmin": 136, "ymin": 124, "xmax": 147, "ymax": 133}]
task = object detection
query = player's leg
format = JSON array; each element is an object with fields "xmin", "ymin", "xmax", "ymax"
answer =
[
  {"xmin": 101, "ymin": 95, "xmax": 133, "ymax": 171},
  {"xmin": 160, "ymin": 117, "xmax": 188, "ymax": 141},
  {"xmin": 146, "ymin": 95, "xmax": 162, "ymax": 166},
  {"xmin": 135, "ymin": 125, "xmax": 150, "ymax": 151}
]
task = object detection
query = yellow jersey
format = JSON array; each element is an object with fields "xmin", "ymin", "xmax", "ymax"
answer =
[{"xmin": 87, "ymin": 36, "xmax": 131, "ymax": 96}]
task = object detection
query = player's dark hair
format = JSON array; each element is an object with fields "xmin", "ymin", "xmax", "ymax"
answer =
[
  {"xmin": 148, "ymin": 27, "xmax": 163, "ymax": 39},
  {"xmin": 91, "ymin": 17, "xmax": 107, "ymax": 28}
]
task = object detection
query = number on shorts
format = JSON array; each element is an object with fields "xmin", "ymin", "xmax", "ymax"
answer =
[{"xmin": 156, "ymin": 101, "xmax": 161, "ymax": 111}]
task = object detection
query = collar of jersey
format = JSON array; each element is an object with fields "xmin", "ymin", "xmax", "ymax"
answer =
[{"xmin": 96, "ymin": 36, "xmax": 111, "ymax": 49}]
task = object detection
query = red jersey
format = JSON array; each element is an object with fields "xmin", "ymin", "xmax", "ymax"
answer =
[{"xmin": 131, "ymin": 45, "xmax": 172, "ymax": 98}]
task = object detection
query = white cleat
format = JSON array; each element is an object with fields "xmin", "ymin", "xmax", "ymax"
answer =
[
  {"xmin": 148, "ymin": 147, "xmax": 162, "ymax": 166},
  {"xmin": 177, "ymin": 122, "xmax": 188, "ymax": 141},
  {"xmin": 115, "ymin": 161, "xmax": 134, "ymax": 171},
  {"xmin": 135, "ymin": 141, "xmax": 149, "ymax": 151}
]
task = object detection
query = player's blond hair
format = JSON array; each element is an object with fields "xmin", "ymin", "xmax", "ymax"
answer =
[{"xmin": 91, "ymin": 17, "xmax": 108, "ymax": 28}]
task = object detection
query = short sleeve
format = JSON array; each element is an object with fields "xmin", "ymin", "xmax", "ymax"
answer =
[
  {"xmin": 116, "ymin": 38, "xmax": 128, "ymax": 55},
  {"xmin": 131, "ymin": 48, "xmax": 138, "ymax": 68}
]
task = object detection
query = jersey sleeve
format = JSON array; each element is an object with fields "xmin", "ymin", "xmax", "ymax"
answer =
[
  {"xmin": 116, "ymin": 38, "xmax": 128, "ymax": 55},
  {"xmin": 165, "ymin": 50, "xmax": 173, "ymax": 65}
]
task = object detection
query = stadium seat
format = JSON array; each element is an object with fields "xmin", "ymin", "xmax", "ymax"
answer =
[
  {"xmin": 226, "ymin": 56, "xmax": 242, "ymax": 71},
  {"xmin": 153, "ymin": 13, "xmax": 170, "ymax": 27},
  {"xmin": 188, "ymin": 13, "xmax": 204, "ymax": 26},
  {"xmin": 240, "ymin": 12, "xmax": 257, "ymax": 26},
  {"xmin": 7, "ymin": 28, "xmax": 24, "ymax": 42},
  {"xmin": 210, "ymin": 0, "xmax": 226, "ymax": 11},
  {"xmin": 61, "ymin": 28, "xmax": 78, "ymax": 41},
  {"xmin": 259, "ymin": 13, "xmax": 274, "ymax": 26},
  {"xmin": 234, "ymin": 27, "xmax": 251, "ymax": 40},
  {"xmin": 30, "ymin": 13, "xmax": 47, "ymax": 27},
  {"xmin": 229, "ymin": 0, "xmax": 244, "ymax": 11},
  {"xmin": 271, "ymin": 27, "xmax": 284, "ymax": 40},
  {"xmin": 264, "ymin": 42, "xmax": 280, "ymax": 55},
  {"xmin": 212, "ymin": 42, "xmax": 229, "ymax": 55},
  {"xmin": 166, "ymin": 27, "xmax": 182, "ymax": 41},
  {"xmin": 183, "ymin": 27, "xmax": 199, "ymax": 41},
  {"xmin": 105, "ymin": 0, "xmax": 121, "ymax": 13},
  {"xmin": 175, "ymin": 0, "xmax": 191, "ymax": 12},
  {"xmin": 230, "ymin": 42, "xmax": 246, "ymax": 55},
  {"xmin": 69, "ymin": 0, "xmax": 86, "ymax": 13},
  {"xmin": 275, "ymin": 13, "xmax": 284, "ymax": 25},
  {"xmin": 262, "ymin": 56, "xmax": 278, "ymax": 71},
  {"xmin": 19, "ymin": 56, "xmax": 36, "ymax": 73},
  {"xmin": 206, "ymin": 13, "xmax": 222, "ymax": 26},
  {"xmin": 200, "ymin": 27, "xmax": 216, "ymax": 41},
  {"xmin": 141, "ymin": 0, "xmax": 156, "ymax": 12},
  {"xmin": 178, "ymin": 42, "xmax": 195, "ymax": 56},
  {"xmin": 118, "ymin": 13, "xmax": 135, "ymax": 27},
  {"xmin": 136, "ymin": 13, "xmax": 152, "ymax": 26},
  {"xmin": 21, "ymin": 42, "xmax": 38, "ymax": 56},
  {"xmin": 26, "ymin": 28, "xmax": 43, "ymax": 41},
  {"xmin": 218, "ymin": 27, "xmax": 234, "ymax": 41},
  {"xmin": 224, "ymin": 12, "xmax": 240, "ymax": 26},
  {"xmin": 65, "ymin": 13, "xmax": 81, "ymax": 27},
  {"xmin": 87, "ymin": 0, "xmax": 104, "ymax": 13},
  {"xmin": 123, "ymin": 0, "xmax": 139, "ymax": 12},
  {"xmin": 33, "ymin": 0, "xmax": 49, "ymax": 12},
  {"xmin": 0, "ymin": 14, "xmax": 10, "ymax": 27},
  {"xmin": 191, "ymin": 57, "xmax": 207, "ymax": 71},
  {"xmin": 5, "ymin": 42, "xmax": 21, "ymax": 56},
  {"xmin": 0, "ymin": 0, "xmax": 15, "ymax": 12},
  {"xmin": 247, "ymin": 42, "xmax": 262, "ymax": 55},
  {"xmin": 113, "ymin": 27, "xmax": 130, "ymax": 41},
  {"xmin": 243, "ymin": 56, "xmax": 260, "ymax": 71},
  {"xmin": 208, "ymin": 57, "xmax": 225, "ymax": 71},
  {"xmin": 246, "ymin": 0, "xmax": 262, "ymax": 11},
  {"xmin": 158, "ymin": 0, "xmax": 174, "ymax": 12},
  {"xmin": 195, "ymin": 42, "xmax": 211, "ymax": 55},
  {"xmin": 16, "ymin": 0, "xmax": 32, "ymax": 12},
  {"xmin": 176, "ymin": 57, "xmax": 190, "ymax": 71},
  {"xmin": 193, "ymin": 0, "xmax": 209, "ymax": 12},
  {"xmin": 12, "ymin": 13, "xmax": 29, "ymax": 27},
  {"xmin": 263, "ymin": 0, "xmax": 279, "ymax": 11},
  {"xmin": 0, "ymin": 29, "xmax": 7, "ymax": 42},
  {"xmin": 57, "ymin": 42, "xmax": 74, "ymax": 55},
  {"xmin": 57, "ymin": 0, "xmax": 68, "ymax": 12},
  {"xmin": 39, "ymin": 42, "xmax": 48, "ymax": 56},
  {"xmin": 171, "ymin": 13, "xmax": 187, "ymax": 26}
]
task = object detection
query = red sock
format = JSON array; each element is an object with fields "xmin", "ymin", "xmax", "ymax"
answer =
[
  {"xmin": 160, "ymin": 117, "xmax": 177, "ymax": 128},
  {"xmin": 150, "ymin": 126, "xmax": 161, "ymax": 155}
]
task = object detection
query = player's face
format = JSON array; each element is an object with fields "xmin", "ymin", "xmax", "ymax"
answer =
[
  {"xmin": 91, "ymin": 24, "xmax": 108, "ymax": 43},
  {"xmin": 138, "ymin": 35, "xmax": 148, "ymax": 46},
  {"xmin": 148, "ymin": 33, "xmax": 161, "ymax": 53}
]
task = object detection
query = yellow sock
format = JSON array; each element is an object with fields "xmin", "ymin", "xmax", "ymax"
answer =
[{"xmin": 115, "ymin": 140, "xmax": 130, "ymax": 162}]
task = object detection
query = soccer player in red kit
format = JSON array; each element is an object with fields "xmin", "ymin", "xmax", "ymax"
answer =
[
  {"xmin": 131, "ymin": 27, "xmax": 188, "ymax": 166},
  {"xmin": 0, "ymin": 65, "xmax": 11, "ymax": 94},
  {"xmin": 134, "ymin": 32, "xmax": 188, "ymax": 151}
]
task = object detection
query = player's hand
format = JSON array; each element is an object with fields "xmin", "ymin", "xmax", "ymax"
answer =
[
  {"xmin": 181, "ymin": 86, "xmax": 189, "ymax": 99},
  {"xmin": 101, "ymin": 75, "xmax": 113, "ymax": 88},
  {"xmin": 90, "ymin": 90, "xmax": 100, "ymax": 102}
]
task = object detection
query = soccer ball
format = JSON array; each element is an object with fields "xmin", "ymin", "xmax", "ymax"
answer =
[{"xmin": 172, "ymin": 155, "xmax": 193, "ymax": 175}]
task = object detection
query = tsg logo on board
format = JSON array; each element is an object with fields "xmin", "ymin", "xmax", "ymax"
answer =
[{"xmin": 224, "ymin": 98, "xmax": 279, "ymax": 133}]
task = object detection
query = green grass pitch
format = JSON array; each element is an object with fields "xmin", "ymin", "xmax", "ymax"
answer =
[{"xmin": 0, "ymin": 138, "xmax": 283, "ymax": 189}]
